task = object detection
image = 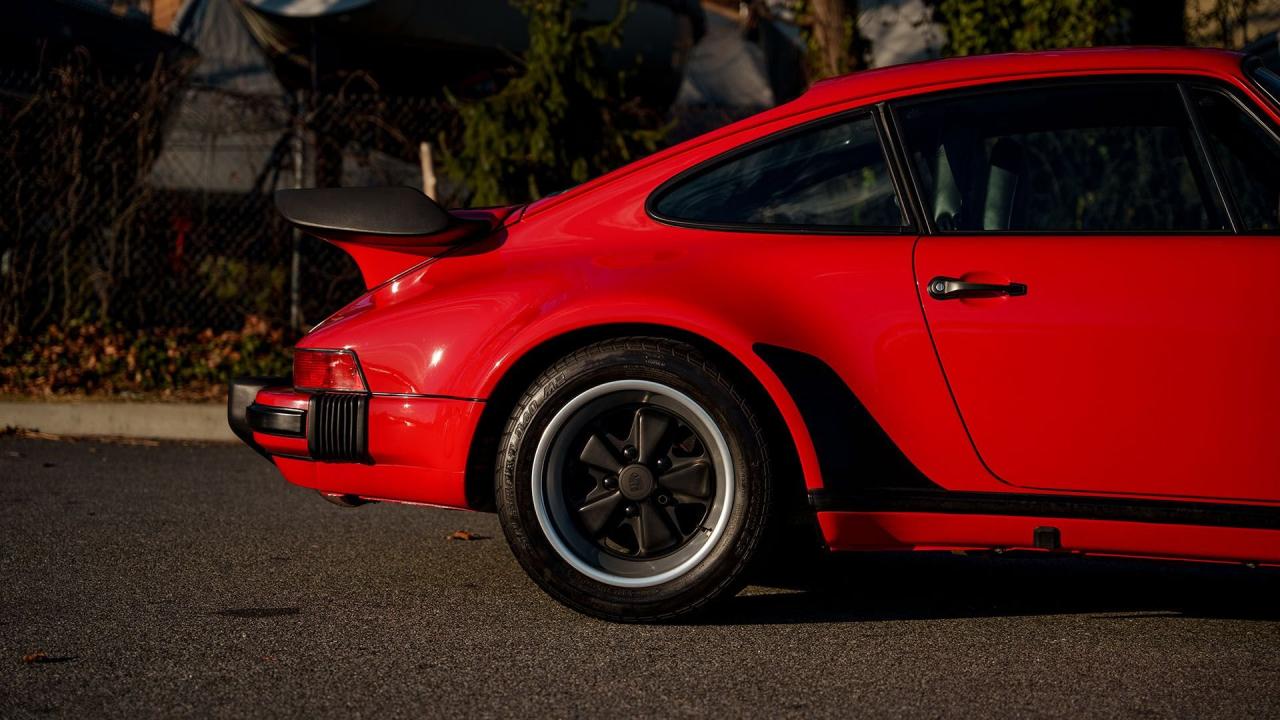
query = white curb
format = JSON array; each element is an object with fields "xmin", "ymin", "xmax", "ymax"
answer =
[{"xmin": 0, "ymin": 402, "xmax": 235, "ymax": 442}]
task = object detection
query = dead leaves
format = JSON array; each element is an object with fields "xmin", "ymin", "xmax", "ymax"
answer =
[
  {"xmin": 1, "ymin": 319, "xmax": 292, "ymax": 401},
  {"xmin": 22, "ymin": 650, "xmax": 75, "ymax": 664},
  {"xmin": 2, "ymin": 426, "xmax": 62, "ymax": 441},
  {"xmin": 97, "ymin": 436, "xmax": 160, "ymax": 447},
  {"xmin": 446, "ymin": 530, "xmax": 490, "ymax": 541},
  {"xmin": 1, "ymin": 426, "xmax": 158, "ymax": 446}
]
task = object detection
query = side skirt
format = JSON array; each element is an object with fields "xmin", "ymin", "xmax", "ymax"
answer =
[
  {"xmin": 810, "ymin": 489, "xmax": 1280, "ymax": 530},
  {"xmin": 815, "ymin": 488, "xmax": 1280, "ymax": 565},
  {"xmin": 818, "ymin": 510, "xmax": 1280, "ymax": 566}
]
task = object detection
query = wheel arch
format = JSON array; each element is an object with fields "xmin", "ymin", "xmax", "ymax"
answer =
[{"xmin": 462, "ymin": 322, "xmax": 819, "ymax": 514}]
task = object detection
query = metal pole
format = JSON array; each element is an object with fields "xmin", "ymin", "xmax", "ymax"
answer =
[
  {"xmin": 420, "ymin": 141, "xmax": 436, "ymax": 200},
  {"xmin": 290, "ymin": 22, "xmax": 320, "ymax": 333},
  {"xmin": 289, "ymin": 88, "xmax": 304, "ymax": 332}
]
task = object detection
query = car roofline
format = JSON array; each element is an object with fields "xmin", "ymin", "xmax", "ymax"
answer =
[{"xmin": 522, "ymin": 47, "xmax": 1245, "ymax": 221}]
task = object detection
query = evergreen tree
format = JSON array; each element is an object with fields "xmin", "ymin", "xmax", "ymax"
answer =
[
  {"xmin": 938, "ymin": 0, "xmax": 1130, "ymax": 55},
  {"xmin": 441, "ymin": 0, "xmax": 665, "ymax": 206}
]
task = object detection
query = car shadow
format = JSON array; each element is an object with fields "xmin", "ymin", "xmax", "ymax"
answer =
[{"xmin": 700, "ymin": 551, "xmax": 1280, "ymax": 625}]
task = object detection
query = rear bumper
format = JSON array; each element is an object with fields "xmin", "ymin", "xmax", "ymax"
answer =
[
  {"xmin": 228, "ymin": 376, "xmax": 483, "ymax": 509},
  {"xmin": 246, "ymin": 403, "xmax": 305, "ymax": 437},
  {"xmin": 227, "ymin": 376, "xmax": 290, "ymax": 460}
]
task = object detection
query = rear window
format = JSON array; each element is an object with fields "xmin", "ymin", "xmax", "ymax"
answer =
[{"xmin": 649, "ymin": 113, "xmax": 906, "ymax": 231}]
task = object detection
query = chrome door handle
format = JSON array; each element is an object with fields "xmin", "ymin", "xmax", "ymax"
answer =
[{"xmin": 927, "ymin": 276, "xmax": 1027, "ymax": 300}]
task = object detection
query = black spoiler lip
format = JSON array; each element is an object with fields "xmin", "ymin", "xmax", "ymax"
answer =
[{"xmin": 275, "ymin": 186, "xmax": 460, "ymax": 238}]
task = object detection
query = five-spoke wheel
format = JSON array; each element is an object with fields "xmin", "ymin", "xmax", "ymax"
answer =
[
  {"xmin": 498, "ymin": 338, "xmax": 771, "ymax": 621},
  {"xmin": 533, "ymin": 380, "xmax": 733, "ymax": 586}
]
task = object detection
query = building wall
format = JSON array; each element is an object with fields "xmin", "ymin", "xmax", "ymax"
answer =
[
  {"xmin": 1187, "ymin": 0, "xmax": 1280, "ymax": 47},
  {"xmin": 151, "ymin": 0, "xmax": 184, "ymax": 32}
]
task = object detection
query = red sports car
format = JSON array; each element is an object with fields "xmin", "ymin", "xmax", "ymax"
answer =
[{"xmin": 230, "ymin": 47, "xmax": 1280, "ymax": 622}]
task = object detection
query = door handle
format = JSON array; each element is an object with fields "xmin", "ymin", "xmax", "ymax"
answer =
[{"xmin": 927, "ymin": 276, "xmax": 1027, "ymax": 300}]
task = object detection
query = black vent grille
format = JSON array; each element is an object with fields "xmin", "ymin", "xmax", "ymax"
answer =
[{"xmin": 307, "ymin": 393, "xmax": 369, "ymax": 463}]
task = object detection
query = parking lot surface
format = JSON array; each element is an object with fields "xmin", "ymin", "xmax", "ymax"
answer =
[{"xmin": 3, "ymin": 436, "xmax": 1279, "ymax": 718}]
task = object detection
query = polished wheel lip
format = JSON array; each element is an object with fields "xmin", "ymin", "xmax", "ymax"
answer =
[{"xmin": 531, "ymin": 379, "xmax": 735, "ymax": 588}]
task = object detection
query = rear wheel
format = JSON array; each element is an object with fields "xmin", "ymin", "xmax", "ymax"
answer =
[{"xmin": 496, "ymin": 337, "xmax": 772, "ymax": 622}]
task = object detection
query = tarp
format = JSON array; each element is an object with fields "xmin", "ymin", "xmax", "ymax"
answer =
[
  {"xmin": 675, "ymin": 5, "xmax": 773, "ymax": 109},
  {"xmin": 150, "ymin": 0, "xmax": 290, "ymax": 193}
]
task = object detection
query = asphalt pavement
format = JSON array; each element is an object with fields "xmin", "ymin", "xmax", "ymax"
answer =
[{"xmin": 3, "ymin": 435, "xmax": 1279, "ymax": 718}]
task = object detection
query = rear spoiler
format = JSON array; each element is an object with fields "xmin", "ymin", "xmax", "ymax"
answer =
[{"xmin": 274, "ymin": 186, "xmax": 496, "ymax": 288}]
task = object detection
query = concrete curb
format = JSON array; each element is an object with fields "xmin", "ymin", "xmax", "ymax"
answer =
[{"xmin": 0, "ymin": 402, "xmax": 235, "ymax": 442}]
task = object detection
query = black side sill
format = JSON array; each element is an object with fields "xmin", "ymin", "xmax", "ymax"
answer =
[{"xmin": 810, "ymin": 488, "xmax": 1280, "ymax": 531}]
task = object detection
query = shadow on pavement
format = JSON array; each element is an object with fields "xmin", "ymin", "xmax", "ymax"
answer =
[{"xmin": 705, "ymin": 550, "xmax": 1280, "ymax": 625}]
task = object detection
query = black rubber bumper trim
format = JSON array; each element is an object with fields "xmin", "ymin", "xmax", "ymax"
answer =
[
  {"xmin": 228, "ymin": 376, "xmax": 291, "ymax": 462},
  {"xmin": 809, "ymin": 488, "xmax": 1280, "ymax": 531},
  {"xmin": 307, "ymin": 392, "xmax": 371, "ymax": 464},
  {"xmin": 247, "ymin": 403, "xmax": 306, "ymax": 438}
]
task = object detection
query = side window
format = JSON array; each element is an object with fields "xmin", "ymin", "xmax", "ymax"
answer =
[
  {"xmin": 895, "ymin": 82, "xmax": 1227, "ymax": 232},
  {"xmin": 1191, "ymin": 88, "xmax": 1280, "ymax": 231},
  {"xmin": 651, "ymin": 113, "xmax": 905, "ymax": 229}
]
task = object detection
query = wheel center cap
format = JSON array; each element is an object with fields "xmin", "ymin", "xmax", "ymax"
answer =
[{"xmin": 618, "ymin": 464, "xmax": 655, "ymax": 501}]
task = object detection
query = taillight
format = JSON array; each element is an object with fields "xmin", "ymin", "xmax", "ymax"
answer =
[{"xmin": 293, "ymin": 349, "xmax": 367, "ymax": 392}]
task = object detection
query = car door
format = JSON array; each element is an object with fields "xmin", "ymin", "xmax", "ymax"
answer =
[{"xmin": 897, "ymin": 77, "xmax": 1280, "ymax": 503}]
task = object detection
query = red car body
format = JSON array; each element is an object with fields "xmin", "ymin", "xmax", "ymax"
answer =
[{"xmin": 233, "ymin": 47, "xmax": 1280, "ymax": 571}]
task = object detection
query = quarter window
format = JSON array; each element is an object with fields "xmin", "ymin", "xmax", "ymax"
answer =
[
  {"xmin": 1191, "ymin": 88, "xmax": 1280, "ymax": 231},
  {"xmin": 651, "ymin": 113, "xmax": 905, "ymax": 229},
  {"xmin": 895, "ymin": 82, "xmax": 1227, "ymax": 232}
]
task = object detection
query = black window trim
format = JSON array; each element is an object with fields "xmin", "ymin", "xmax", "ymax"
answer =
[
  {"xmin": 876, "ymin": 102, "xmax": 926, "ymax": 232},
  {"xmin": 644, "ymin": 107, "xmax": 918, "ymax": 235},
  {"xmin": 884, "ymin": 74, "xmax": 1253, "ymax": 237},
  {"xmin": 885, "ymin": 94, "xmax": 937, "ymax": 236}
]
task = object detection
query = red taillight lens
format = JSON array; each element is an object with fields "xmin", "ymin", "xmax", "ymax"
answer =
[{"xmin": 293, "ymin": 349, "xmax": 366, "ymax": 392}]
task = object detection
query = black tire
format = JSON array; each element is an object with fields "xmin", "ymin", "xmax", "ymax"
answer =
[{"xmin": 495, "ymin": 337, "xmax": 773, "ymax": 622}]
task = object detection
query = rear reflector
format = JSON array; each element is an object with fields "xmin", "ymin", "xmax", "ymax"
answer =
[{"xmin": 293, "ymin": 349, "xmax": 367, "ymax": 392}]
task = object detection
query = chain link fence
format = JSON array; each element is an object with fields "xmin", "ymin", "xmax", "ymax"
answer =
[
  {"xmin": 0, "ymin": 58, "xmax": 459, "ymax": 334},
  {"xmin": 0, "ymin": 58, "xmax": 755, "ymax": 337}
]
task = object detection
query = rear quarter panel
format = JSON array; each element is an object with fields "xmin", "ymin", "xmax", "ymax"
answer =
[{"xmin": 300, "ymin": 107, "xmax": 988, "ymax": 494}]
